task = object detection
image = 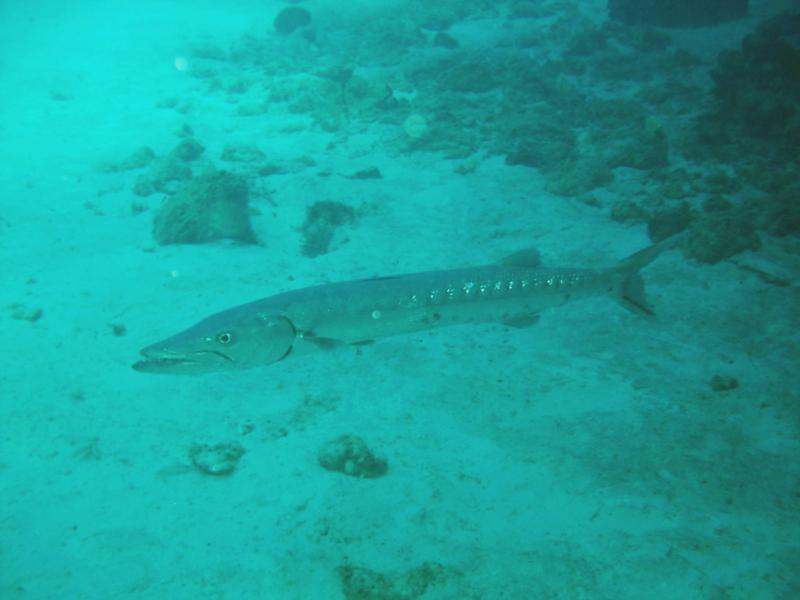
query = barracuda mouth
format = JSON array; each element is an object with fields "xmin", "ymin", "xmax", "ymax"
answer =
[
  {"xmin": 132, "ymin": 356, "xmax": 193, "ymax": 370},
  {"xmin": 132, "ymin": 349, "xmax": 233, "ymax": 373}
]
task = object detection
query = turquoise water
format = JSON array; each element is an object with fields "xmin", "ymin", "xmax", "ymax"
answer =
[{"xmin": 1, "ymin": 1, "xmax": 798, "ymax": 598}]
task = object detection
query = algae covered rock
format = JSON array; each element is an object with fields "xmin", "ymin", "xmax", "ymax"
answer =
[
  {"xmin": 318, "ymin": 435, "xmax": 387, "ymax": 478},
  {"xmin": 698, "ymin": 11, "xmax": 800, "ymax": 170},
  {"xmin": 170, "ymin": 138, "xmax": 205, "ymax": 162},
  {"xmin": 425, "ymin": 58, "xmax": 500, "ymax": 94},
  {"xmin": 220, "ymin": 143, "xmax": 266, "ymax": 163},
  {"xmin": 300, "ymin": 201, "xmax": 357, "ymax": 257},
  {"xmin": 274, "ymin": 7, "xmax": 311, "ymax": 35},
  {"xmin": 564, "ymin": 27, "xmax": 607, "ymax": 57},
  {"xmin": 152, "ymin": 171, "xmax": 257, "ymax": 245},
  {"xmin": 711, "ymin": 12, "xmax": 800, "ymax": 141},
  {"xmin": 338, "ymin": 562, "xmax": 447, "ymax": 600},
  {"xmin": 703, "ymin": 170, "xmax": 742, "ymax": 195},
  {"xmin": 402, "ymin": 113, "xmax": 430, "ymax": 142},
  {"xmin": 504, "ymin": 124, "xmax": 576, "ymax": 172},
  {"xmin": 606, "ymin": 118, "xmax": 669, "ymax": 170},
  {"xmin": 608, "ymin": 0, "xmax": 748, "ymax": 28},
  {"xmin": 132, "ymin": 155, "xmax": 192, "ymax": 197},
  {"xmin": 100, "ymin": 146, "xmax": 155, "ymax": 172},
  {"xmin": 611, "ymin": 199, "xmax": 648, "ymax": 224},
  {"xmin": 545, "ymin": 156, "xmax": 613, "ymax": 196},
  {"xmin": 683, "ymin": 213, "xmax": 760, "ymax": 264},
  {"xmin": 346, "ymin": 166, "xmax": 382, "ymax": 180},
  {"xmin": 647, "ymin": 202, "xmax": 693, "ymax": 242},
  {"xmin": 758, "ymin": 186, "xmax": 800, "ymax": 237},
  {"xmin": 130, "ymin": 139, "xmax": 204, "ymax": 197}
]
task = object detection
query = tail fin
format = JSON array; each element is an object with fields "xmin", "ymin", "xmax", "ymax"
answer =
[{"xmin": 612, "ymin": 232, "xmax": 684, "ymax": 316}]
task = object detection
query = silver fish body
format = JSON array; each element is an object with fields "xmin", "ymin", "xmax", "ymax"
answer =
[{"xmin": 133, "ymin": 237, "xmax": 678, "ymax": 374}]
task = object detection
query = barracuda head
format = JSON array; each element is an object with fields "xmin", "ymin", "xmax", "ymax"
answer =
[{"xmin": 133, "ymin": 311, "xmax": 296, "ymax": 375}]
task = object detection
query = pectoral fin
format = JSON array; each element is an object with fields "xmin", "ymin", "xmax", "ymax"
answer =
[
  {"xmin": 299, "ymin": 331, "xmax": 375, "ymax": 350},
  {"xmin": 503, "ymin": 314, "xmax": 540, "ymax": 328},
  {"xmin": 300, "ymin": 332, "xmax": 345, "ymax": 350}
]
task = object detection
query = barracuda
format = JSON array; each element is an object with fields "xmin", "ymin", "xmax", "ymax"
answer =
[{"xmin": 132, "ymin": 236, "xmax": 679, "ymax": 375}]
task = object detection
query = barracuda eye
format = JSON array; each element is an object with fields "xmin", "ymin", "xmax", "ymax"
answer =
[{"xmin": 217, "ymin": 332, "xmax": 234, "ymax": 345}]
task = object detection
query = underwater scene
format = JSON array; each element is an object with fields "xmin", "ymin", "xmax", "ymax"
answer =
[{"xmin": 1, "ymin": 0, "xmax": 799, "ymax": 597}]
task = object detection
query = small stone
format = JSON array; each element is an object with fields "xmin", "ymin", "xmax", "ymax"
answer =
[
  {"xmin": 710, "ymin": 374, "xmax": 739, "ymax": 392},
  {"xmin": 171, "ymin": 138, "xmax": 205, "ymax": 162},
  {"xmin": 121, "ymin": 146, "xmax": 155, "ymax": 169},
  {"xmin": 346, "ymin": 166, "xmax": 382, "ymax": 180},
  {"xmin": 238, "ymin": 419, "xmax": 255, "ymax": 436},
  {"xmin": 236, "ymin": 102, "xmax": 267, "ymax": 116},
  {"xmin": 220, "ymin": 143, "xmax": 266, "ymax": 163},
  {"xmin": 258, "ymin": 164, "xmax": 287, "ymax": 176},
  {"xmin": 100, "ymin": 146, "xmax": 155, "ymax": 172},
  {"xmin": 189, "ymin": 442, "xmax": 245, "ymax": 476},
  {"xmin": 454, "ymin": 154, "xmax": 480, "ymax": 175},
  {"xmin": 132, "ymin": 175, "xmax": 155, "ymax": 197},
  {"xmin": 274, "ymin": 7, "xmax": 311, "ymax": 35},
  {"xmin": 175, "ymin": 123, "xmax": 194, "ymax": 138},
  {"xmin": 9, "ymin": 304, "xmax": 43, "ymax": 322},
  {"xmin": 433, "ymin": 32, "xmax": 459, "ymax": 49},
  {"xmin": 50, "ymin": 90, "xmax": 73, "ymax": 102},
  {"xmin": 403, "ymin": 114, "xmax": 429, "ymax": 141},
  {"xmin": 317, "ymin": 435, "xmax": 387, "ymax": 478},
  {"xmin": 156, "ymin": 97, "xmax": 179, "ymax": 109}
]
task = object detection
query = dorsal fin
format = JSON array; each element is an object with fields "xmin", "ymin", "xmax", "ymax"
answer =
[{"xmin": 499, "ymin": 247, "xmax": 541, "ymax": 268}]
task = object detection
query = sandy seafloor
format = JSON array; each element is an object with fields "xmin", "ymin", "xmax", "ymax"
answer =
[{"xmin": 1, "ymin": 1, "xmax": 799, "ymax": 598}]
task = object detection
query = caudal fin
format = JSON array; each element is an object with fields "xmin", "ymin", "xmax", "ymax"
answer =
[{"xmin": 612, "ymin": 232, "xmax": 684, "ymax": 316}]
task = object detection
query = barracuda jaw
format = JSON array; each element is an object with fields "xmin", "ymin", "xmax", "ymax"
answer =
[{"xmin": 132, "ymin": 347, "xmax": 232, "ymax": 374}]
